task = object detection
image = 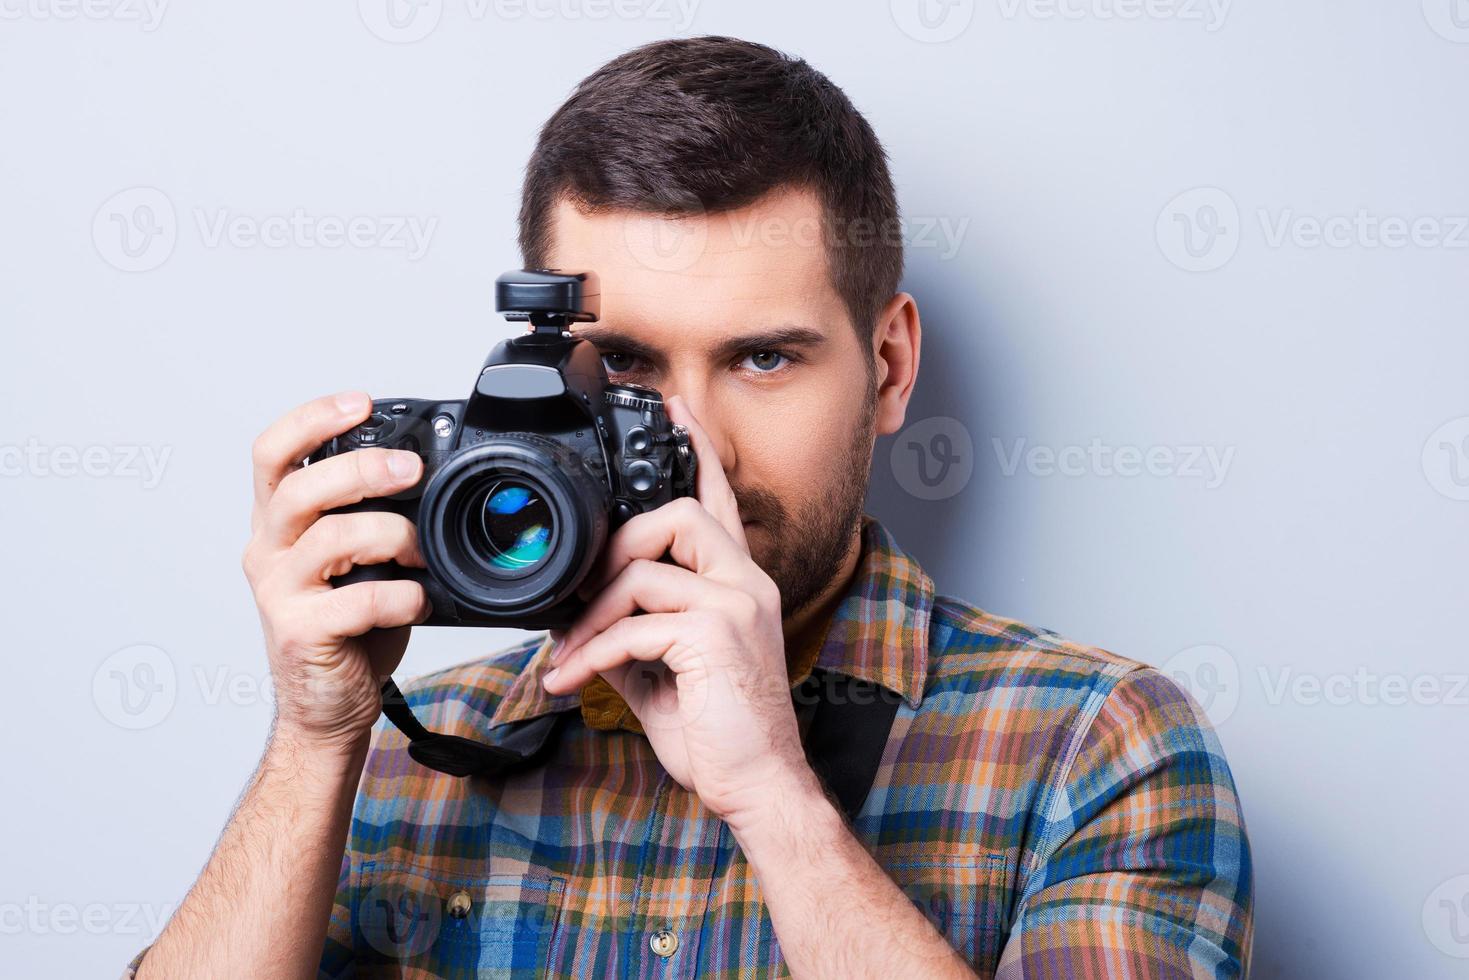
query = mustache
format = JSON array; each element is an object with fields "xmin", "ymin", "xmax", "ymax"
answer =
[{"xmin": 730, "ymin": 485, "xmax": 787, "ymax": 527}]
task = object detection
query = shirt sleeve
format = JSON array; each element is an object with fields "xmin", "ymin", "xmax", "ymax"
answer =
[
  {"xmin": 120, "ymin": 946, "xmax": 148, "ymax": 979},
  {"xmin": 996, "ymin": 666, "xmax": 1254, "ymax": 979},
  {"xmin": 319, "ymin": 848, "xmax": 356, "ymax": 978}
]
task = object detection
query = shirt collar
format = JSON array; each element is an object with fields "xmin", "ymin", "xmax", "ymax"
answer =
[{"xmin": 488, "ymin": 513, "xmax": 932, "ymax": 729}]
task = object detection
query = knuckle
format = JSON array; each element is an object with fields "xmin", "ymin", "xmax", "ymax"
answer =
[
  {"xmin": 340, "ymin": 582, "xmax": 380, "ymax": 621},
  {"xmin": 253, "ymin": 568, "xmax": 292, "ymax": 612},
  {"xmin": 270, "ymin": 468, "xmax": 305, "ymax": 512},
  {"xmin": 250, "ymin": 433, "xmax": 276, "ymax": 470},
  {"xmin": 384, "ymin": 511, "xmax": 416, "ymax": 543},
  {"xmin": 315, "ymin": 513, "xmax": 353, "ymax": 551},
  {"xmin": 354, "ymin": 448, "xmax": 395, "ymax": 491},
  {"xmin": 729, "ymin": 592, "xmax": 760, "ymax": 623},
  {"xmin": 627, "ymin": 557, "xmax": 660, "ymax": 581}
]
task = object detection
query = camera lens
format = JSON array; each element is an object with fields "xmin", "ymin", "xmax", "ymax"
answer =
[
  {"xmin": 475, "ymin": 480, "xmax": 553, "ymax": 572},
  {"xmin": 417, "ymin": 434, "xmax": 609, "ymax": 620}
]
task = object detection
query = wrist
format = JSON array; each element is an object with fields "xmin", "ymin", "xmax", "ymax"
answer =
[
  {"xmin": 722, "ymin": 759, "xmax": 840, "ymax": 851},
  {"xmin": 268, "ymin": 721, "xmax": 372, "ymax": 780}
]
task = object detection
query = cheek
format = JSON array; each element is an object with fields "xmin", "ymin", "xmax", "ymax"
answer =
[{"xmin": 727, "ymin": 395, "xmax": 856, "ymax": 487}]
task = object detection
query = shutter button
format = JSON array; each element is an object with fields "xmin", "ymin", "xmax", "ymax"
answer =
[
  {"xmin": 447, "ymin": 890, "xmax": 472, "ymax": 920},
  {"xmin": 649, "ymin": 929, "xmax": 678, "ymax": 957}
]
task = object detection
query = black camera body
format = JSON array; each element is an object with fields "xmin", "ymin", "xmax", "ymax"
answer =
[{"xmin": 309, "ymin": 270, "xmax": 696, "ymax": 630}]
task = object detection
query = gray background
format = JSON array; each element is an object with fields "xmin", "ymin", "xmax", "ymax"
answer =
[{"xmin": 3, "ymin": 1, "xmax": 1467, "ymax": 976}]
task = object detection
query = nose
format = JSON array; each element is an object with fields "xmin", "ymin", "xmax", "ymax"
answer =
[{"xmin": 664, "ymin": 382, "xmax": 738, "ymax": 478}]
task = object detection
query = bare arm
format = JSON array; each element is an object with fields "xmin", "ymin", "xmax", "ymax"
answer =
[
  {"xmin": 136, "ymin": 731, "xmax": 368, "ymax": 979},
  {"xmin": 728, "ymin": 766, "xmax": 976, "ymax": 980},
  {"xmin": 131, "ymin": 392, "xmax": 430, "ymax": 978}
]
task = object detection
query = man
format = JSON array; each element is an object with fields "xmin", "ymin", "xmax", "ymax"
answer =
[{"xmin": 129, "ymin": 36, "xmax": 1252, "ymax": 979}]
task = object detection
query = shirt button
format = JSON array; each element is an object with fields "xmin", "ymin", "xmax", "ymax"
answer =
[
  {"xmin": 446, "ymin": 890, "xmax": 472, "ymax": 920},
  {"xmin": 649, "ymin": 929, "xmax": 679, "ymax": 957}
]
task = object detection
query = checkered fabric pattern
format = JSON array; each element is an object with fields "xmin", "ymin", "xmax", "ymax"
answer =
[{"xmin": 126, "ymin": 514, "xmax": 1252, "ymax": 978}]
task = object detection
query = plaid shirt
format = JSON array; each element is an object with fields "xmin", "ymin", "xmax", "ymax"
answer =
[{"xmin": 127, "ymin": 514, "xmax": 1252, "ymax": 978}]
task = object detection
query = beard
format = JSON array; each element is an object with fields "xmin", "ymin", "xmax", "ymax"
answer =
[{"xmin": 732, "ymin": 374, "xmax": 878, "ymax": 620}]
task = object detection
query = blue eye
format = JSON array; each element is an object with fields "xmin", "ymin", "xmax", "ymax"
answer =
[{"xmin": 742, "ymin": 351, "xmax": 789, "ymax": 372}]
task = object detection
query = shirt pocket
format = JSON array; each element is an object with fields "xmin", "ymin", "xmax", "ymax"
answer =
[
  {"xmin": 353, "ymin": 860, "xmax": 566, "ymax": 979},
  {"xmin": 882, "ymin": 850, "xmax": 1011, "ymax": 975}
]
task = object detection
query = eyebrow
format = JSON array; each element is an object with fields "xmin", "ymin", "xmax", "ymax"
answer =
[{"xmin": 572, "ymin": 324, "xmax": 828, "ymax": 363}]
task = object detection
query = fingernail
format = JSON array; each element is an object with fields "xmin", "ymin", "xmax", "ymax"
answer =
[
  {"xmin": 549, "ymin": 640, "xmax": 565, "ymax": 663},
  {"xmin": 335, "ymin": 391, "xmax": 369, "ymax": 415},
  {"xmin": 387, "ymin": 452, "xmax": 417, "ymax": 480},
  {"xmin": 543, "ymin": 667, "xmax": 560, "ymax": 688}
]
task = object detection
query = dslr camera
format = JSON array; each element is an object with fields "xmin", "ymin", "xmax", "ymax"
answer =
[{"xmin": 310, "ymin": 269, "xmax": 697, "ymax": 630}]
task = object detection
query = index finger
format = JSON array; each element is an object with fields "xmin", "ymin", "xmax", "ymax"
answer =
[
  {"xmin": 664, "ymin": 394, "xmax": 748, "ymax": 553},
  {"xmin": 251, "ymin": 391, "xmax": 372, "ymax": 518}
]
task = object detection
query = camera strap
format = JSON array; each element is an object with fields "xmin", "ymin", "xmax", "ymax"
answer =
[{"xmin": 378, "ymin": 667, "xmax": 904, "ymax": 823}]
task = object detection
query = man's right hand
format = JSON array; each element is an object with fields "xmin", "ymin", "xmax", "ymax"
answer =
[{"xmin": 243, "ymin": 391, "xmax": 431, "ymax": 754}]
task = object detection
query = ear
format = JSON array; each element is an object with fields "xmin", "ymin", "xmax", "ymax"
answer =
[{"xmin": 871, "ymin": 292, "xmax": 921, "ymax": 436}]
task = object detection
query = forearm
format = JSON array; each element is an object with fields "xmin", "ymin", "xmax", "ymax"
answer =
[
  {"xmin": 136, "ymin": 728, "xmax": 368, "ymax": 980},
  {"xmin": 728, "ymin": 767, "xmax": 976, "ymax": 980}
]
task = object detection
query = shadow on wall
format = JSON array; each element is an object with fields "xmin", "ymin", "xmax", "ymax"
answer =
[
  {"xmin": 865, "ymin": 261, "xmax": 1010, "ymax": 603},
  {"xmin": 866, "ymin": 268, "xmax": 1345, "ymax": 980}
]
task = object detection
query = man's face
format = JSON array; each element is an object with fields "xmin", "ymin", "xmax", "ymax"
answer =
[{"xmin": 544, "ymin": 187, "xmax": 878, "ymax": 619}]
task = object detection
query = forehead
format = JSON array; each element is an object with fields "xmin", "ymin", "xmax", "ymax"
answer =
[{"xmin": 544, "ymin": 186, "xmax": 850, "ymax": 339}]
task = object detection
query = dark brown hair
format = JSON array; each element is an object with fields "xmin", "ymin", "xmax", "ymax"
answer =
[{"xmin": 518, "ymin": 36, "xmax": 903, "ymax": 343}]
